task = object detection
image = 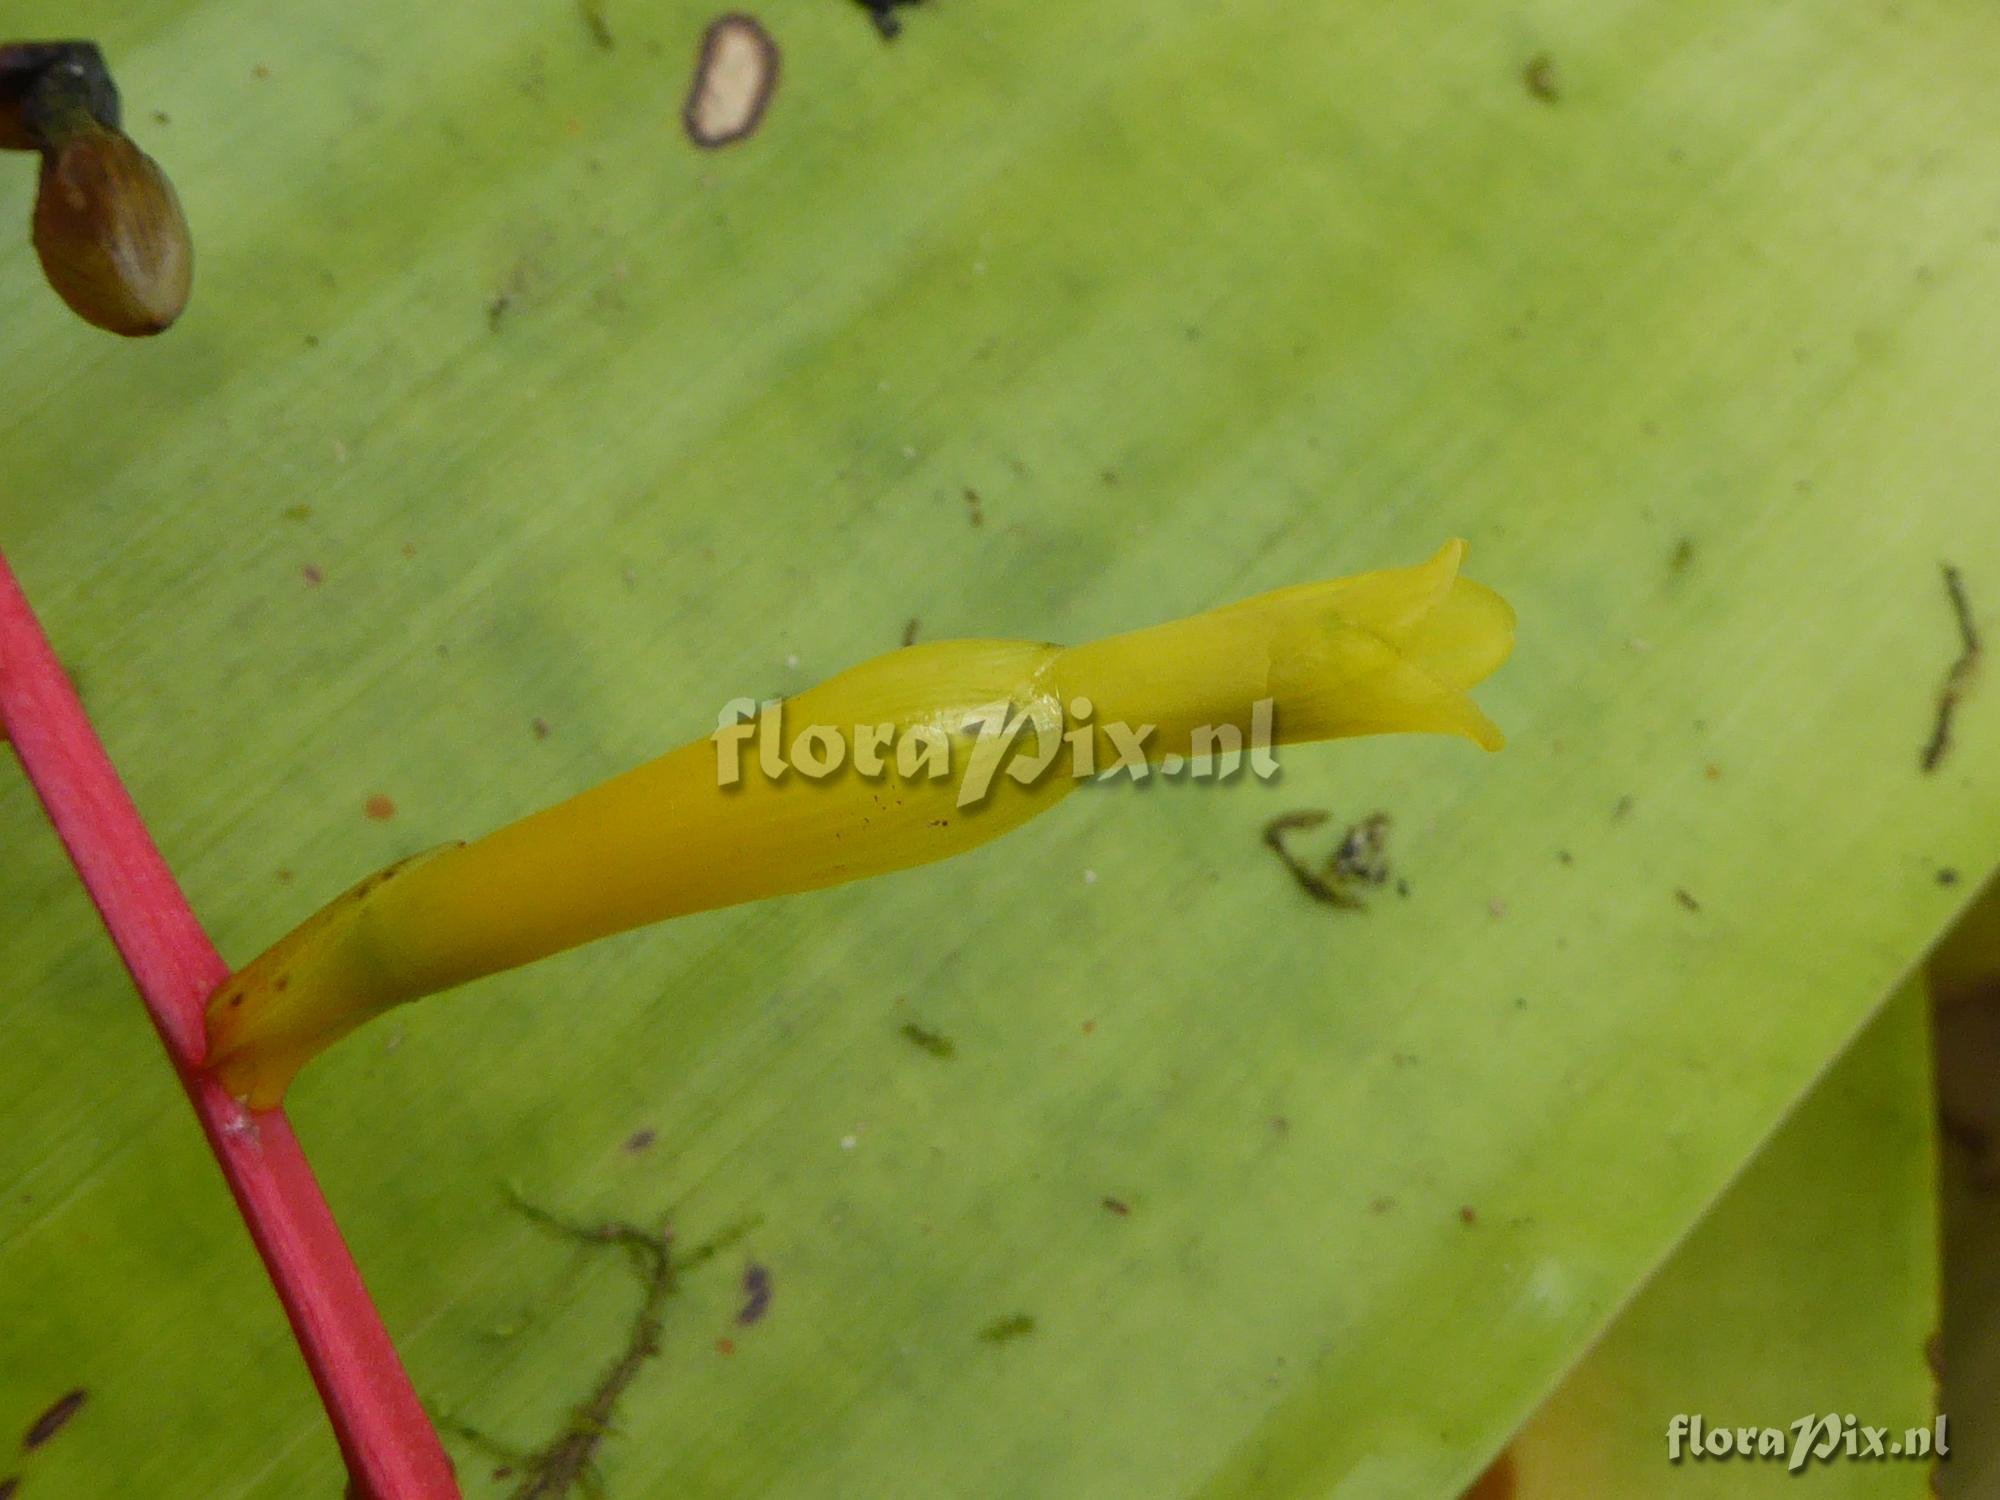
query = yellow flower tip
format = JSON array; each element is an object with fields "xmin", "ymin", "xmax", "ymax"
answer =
[
  {"xmin": 1054, "ymin": 538, "xmax": 1514, "ymax": 758},
  {"xmin": 202, "ymin": 542, "xmax": 1514, "ymax": 1105}
]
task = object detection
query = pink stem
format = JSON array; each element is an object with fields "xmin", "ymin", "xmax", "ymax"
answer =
[{"xmin": 0, "ymin": 548, "xmax": 459, "ymax": 1500}]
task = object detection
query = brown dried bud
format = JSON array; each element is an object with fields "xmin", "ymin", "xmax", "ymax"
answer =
[{"xmin": 33, "ymin": 122, "xmax": 191, "ymax": 336}]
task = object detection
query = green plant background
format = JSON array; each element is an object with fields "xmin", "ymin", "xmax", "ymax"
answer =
[{"xmin": 1, "ymin": 1, "xmax": 1994, "ymax": 1495}]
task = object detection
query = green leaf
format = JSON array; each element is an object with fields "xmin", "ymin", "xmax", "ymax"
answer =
[
  {"xmin": 1505, "ymin": 976, "xmax": 1938, "ymax": 1497},
  {"xmin": 2, "ymin": 1, "xmax": 1995, "ymax": 1496}
]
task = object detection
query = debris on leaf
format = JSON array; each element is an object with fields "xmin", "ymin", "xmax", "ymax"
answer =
[
  {"xmin": 1263, "ymin": 810, "xmax": 1394, "ymax": 910},
  {"xmin": 440, "ymin": 1194, "xmax": 756, "ymax": 1499},
  {"xmin": 1921, "ymin": 562, "xmax": 1981, "ymax": 773},
  {"xmin": 682, "ymin": 14, "xmax": 780, "ymax": 150},
  {"xmin": 23, "ymin": 1387, "xmax": 86, "ymax": 1449},
  {"xmin": 853, "ymin": 0, "xmax": 924, "ymax": 40}
]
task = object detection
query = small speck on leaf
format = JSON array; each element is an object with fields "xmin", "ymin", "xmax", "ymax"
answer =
[
  {"xmin": 1523, "ymin": 52, "xmax": 1559, "ymax": 101},
  {"xmin": 979, "ymin": 1314, "xmax": 1035, "ymax": 1344},
  {"xmin": 736, "ymin": 1263, "xmax": 772, "ymax": 1326},
  {"xmin": 899, "ymin": 1021, "xmax": 955, "ymax": 1059},
  {"xmin": 1675, "ymin": 887, "xmax": 1702, "ymax": 913},
  {"xmin": 364, "ymin": 794, "xmax": 396, "ymax": 821},
  {"xmin": 578, "ymin": 0, "xmax": 615, "ymax": 48},
  {"xmin": 24, "ymin": 1388, "xmax": 87, "ymax": 1450}
]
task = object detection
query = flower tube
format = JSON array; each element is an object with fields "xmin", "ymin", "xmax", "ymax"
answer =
[{"xmin": 206, "ymin": 540, "xmax": 1513, "ymax": 1107}]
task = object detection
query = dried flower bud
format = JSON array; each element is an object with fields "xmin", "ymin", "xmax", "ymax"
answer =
[{"xmin": 32, "ymin": 121, "xmax": 191, "ymax": 335}]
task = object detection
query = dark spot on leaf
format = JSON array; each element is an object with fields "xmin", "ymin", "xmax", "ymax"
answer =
[
  {"xmin": 1939, "ymin": 868, "xmax": 1961, "ymax": 886},
  {"xmin": 1674, "ymin": 887, "xmax": 1701, "ymax": 913},
  {"xmin": 577, "ymin": 0, "xmax": 615, "ymax": 49},
  {"xmin": 1459, "ymin": 1205, "xmax": 1478, "ymax": 1226},
  {"xmin": 901, "ymin": 617, "xmax": 920, "ymax": 647},
  {"xmin": 853, "ymin": 0, "xmax": 924, "ymax": 40},
  {"xmin": 531, "ymin": 717, "xmax": 551, "ymax": 741},
  {"xmin": 623, "ymin": 1128, "xmax": 657, "ymax": 1153},
  {"xmin": 899, "ymin": 1021, "xmax": 955, "ymax": 1059},
  {"xmin": 963, "ymin": 487, "xmax": 984, "ymax": 528},
  {"xmin": 301, "ymin": 563, "xmax": 323, "ymax": 586},
  {"xmin": 1101, "ymin": 1196, "xmax": 1130, "ymax": 1217},
  {"xmin": 24, "ymin": 1387, "xmax": 86, "ymax": 1450},
  {"xmin": 365, "ymin": 794, "xmax": 396, "ymax": 821},
  {"xmin": 736, "ymin": 1263, "xmax": 772, "ymax": 1326},
  {"xmin": 1523, "ymin": 53, "xmax": 1559, "ymax": 101},
  {"xmin": 978, "ymin": 1314, "xmax": 1035, "ymax": 1344}
]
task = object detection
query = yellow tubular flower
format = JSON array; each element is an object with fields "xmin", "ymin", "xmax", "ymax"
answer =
[{"xmin": 205, "ymin": 540, "xmax": 1514, "ymax": 1107}]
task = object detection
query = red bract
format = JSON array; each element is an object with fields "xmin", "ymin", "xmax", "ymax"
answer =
[{"xmin": 0, "ymin": 548, "xmax": 458, "ymax": 1500}]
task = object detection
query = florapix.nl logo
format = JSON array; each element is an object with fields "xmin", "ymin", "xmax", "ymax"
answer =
[{"xmin": 712, "ymin": 694, "xmax": 1283, "ymax": 809}]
